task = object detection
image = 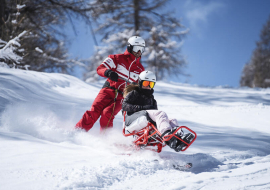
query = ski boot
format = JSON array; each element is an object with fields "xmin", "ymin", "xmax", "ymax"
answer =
[{"xmin": 163, "ymin": 128, "xmax": 195, "ymax": 152}]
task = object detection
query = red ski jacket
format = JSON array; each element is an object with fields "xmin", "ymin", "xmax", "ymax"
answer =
[{"xmin": 97, "ymin": 49, "xmax": 145, "ymax": 92}]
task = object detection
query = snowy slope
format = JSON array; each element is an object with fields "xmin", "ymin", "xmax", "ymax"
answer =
[{"xmin": 0, "ymin": 67, "xmax": 270, "ymax": 190}]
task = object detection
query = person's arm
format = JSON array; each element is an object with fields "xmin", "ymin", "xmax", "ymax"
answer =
[
  {"xmin": 97, "ymin": 55, "xmax": 119, "ymax": 81},
  {"xmin": 122, "ymin": 91, "xmax": 156, "ymax": 112},
  {"xmin": 122, "ymin": 91, "xmax": 143, "ymax": 112},
  {"xmin": 153, "ymin": 99, "xmax": 158, "ymax": 110}
]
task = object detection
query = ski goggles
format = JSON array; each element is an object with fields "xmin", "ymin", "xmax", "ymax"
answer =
[
  {"xmin": 142, "ymin": 80, "xmax": 155, "ymax": 88},
  {"xmin": 132, "ymin": 45, "xmax": 145, "ymax": 53}
]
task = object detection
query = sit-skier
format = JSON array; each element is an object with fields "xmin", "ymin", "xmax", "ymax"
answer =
[{"xmin": 122, "ymin": 71, "xmax": 194, "ymax": 152}]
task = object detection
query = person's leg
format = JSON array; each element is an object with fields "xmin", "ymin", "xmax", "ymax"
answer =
[
  {"xmin": 75, "ymin": 88, "xmax": 114, "ymax": 131},
  {"xmin": 147, "ymin": 110, "xmax": 185, "ymax": 151},
  {"xmin": 99, "ymin": 93, "xmax": 123, "ymax": 131},
  {"xmin": 146, "ymin": 110, "xmax": 174, "ymax": 134},
  {"xmin": 169, "ymin": 118, "xmax": 179, "ymax": 128}
]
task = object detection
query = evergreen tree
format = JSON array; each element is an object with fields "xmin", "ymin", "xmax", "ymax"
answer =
[
  {"xmin": 0, "ymin": 0, "xmax": 93, "ymax": 72},
  {"xmin": 241, "ymin": 15, "xmax": 270, "ymax": 88},
  {"xmin": 240, "ymin": 61, "xmax": 255, "ymax": 88}
]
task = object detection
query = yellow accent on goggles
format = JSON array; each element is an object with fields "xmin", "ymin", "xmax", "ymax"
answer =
[{"xmin": 142, "ymin": 81, "xmax": 155, "ymax": 88}]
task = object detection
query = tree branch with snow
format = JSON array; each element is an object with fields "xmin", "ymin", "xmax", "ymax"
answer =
[{"xmin": 0, "ymin": 31, "xmax": 28, "ymax": 67}]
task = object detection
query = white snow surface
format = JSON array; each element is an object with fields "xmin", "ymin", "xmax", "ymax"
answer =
[{"xmin": 1, "ymin": 68, "xmax": 270, "ymax": 190}]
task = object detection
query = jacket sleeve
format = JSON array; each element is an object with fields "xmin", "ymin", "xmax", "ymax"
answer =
[
  {"xmin": 97, "ymin": 55, "xmax": 118, "ymax": 77},
  {"xmin": 122, "ymin": 91, "xmax": 142, "ymax": 112},
  {"xmin": 153, "ymin": 99, "xmax": 158, "ymax": 110}
]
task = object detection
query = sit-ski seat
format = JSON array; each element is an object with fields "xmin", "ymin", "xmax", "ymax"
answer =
[
  {"xmin": 125, "ymin": 114, "xmax": 149, "ymax": 133},
  {"xmin": 124, "ymin": 110, "xmax": 152, "ymax": 133},
  {"xmin": 122, "ymin": 111, "xmax": 197, "ymax": 153}
]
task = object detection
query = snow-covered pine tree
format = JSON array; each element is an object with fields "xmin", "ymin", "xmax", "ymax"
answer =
[
  {"xmin": 0, "ymin": 31, "xmax": 29, "ymax": 69},
  {"xmin": 84, "ymin": 0, "xmax": 188, "ymax": 82},
  {"xmin": 240, "ymin": 61, "xmax": 255, "ymax": 88},
  {"xmin": 241, "ymin": 15, "xmax": 270, "ymax": 88},
  {"xmin": 0, "ymin": 0, "xmax": 93, "ymax": 73}
]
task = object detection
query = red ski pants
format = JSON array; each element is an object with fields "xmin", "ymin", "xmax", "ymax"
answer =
[{"xmin": 75, "ymin": 88, "xmax": 123, "ymax": 131}]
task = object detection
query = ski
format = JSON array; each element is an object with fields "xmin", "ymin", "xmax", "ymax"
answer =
[
  {"xmin": 152, "ymin": 159, "xmax": 192, "ymax": 171},
  {"xmin": 173, "ymin": 163, "xmax": 192, "ymax": 171}
]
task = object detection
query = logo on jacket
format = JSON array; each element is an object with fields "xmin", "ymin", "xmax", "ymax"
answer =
[
  {"xmin": 119, "ymin": 63, "xmax": 126, "ymax": 69},
  {"xmin": 137, "ymin": 66, "xmax": 143, "ymax": 71}
]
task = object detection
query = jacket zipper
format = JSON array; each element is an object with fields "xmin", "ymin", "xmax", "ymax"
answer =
[{"xmin": 127, "ymin": 58, "xmax": 137, "ymax": 83}]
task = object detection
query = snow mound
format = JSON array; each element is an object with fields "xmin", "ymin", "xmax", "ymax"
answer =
[{"xmin": 1, "ymin": 68, "xmax": 270, "ymax": 189}]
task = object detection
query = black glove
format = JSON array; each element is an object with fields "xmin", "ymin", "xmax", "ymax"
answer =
[
  {"xmin": 142, "ymin": 105, "xmax": 156, "ymax": 110},
  {"xmin": 105, "ymin": 70, "xmax": 118, "ymax": 82}
]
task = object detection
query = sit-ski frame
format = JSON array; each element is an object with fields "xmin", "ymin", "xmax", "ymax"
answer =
[{"xmin": 122, "ymin": 111, "xmax": 197, "ymax": 153}]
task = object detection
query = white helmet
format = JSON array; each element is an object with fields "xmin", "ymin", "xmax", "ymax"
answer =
[
  {"xmin": 139, "ymin": 71, "xmax": 156, "ymax": 82},
  {"xmin": 127, "ymin": 36, "xmax": 145, "ymax": 54}
]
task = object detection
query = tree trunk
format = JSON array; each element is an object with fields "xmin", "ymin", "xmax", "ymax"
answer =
[
  {"xmin": 134, "ymin": 0, "xmax": 139, "ymax": 34},
  {"xmin": 0, "ymin": 0, "xmax": 6, "ymax": 35}
]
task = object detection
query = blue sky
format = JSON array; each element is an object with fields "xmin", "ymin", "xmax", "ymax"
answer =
[{"xmin": 67, "ymin": 0, "xmax": 270, "ymax": 87}]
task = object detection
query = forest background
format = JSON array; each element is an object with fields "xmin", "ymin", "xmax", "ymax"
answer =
[{"xmin": 1, "ymin": 0, "xmax": 270, "ymax": 88}]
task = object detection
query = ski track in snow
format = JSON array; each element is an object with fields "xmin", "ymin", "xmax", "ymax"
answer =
[{"xmin": 1, "ymin": 68, "xmax": 270, "ymax": 190}]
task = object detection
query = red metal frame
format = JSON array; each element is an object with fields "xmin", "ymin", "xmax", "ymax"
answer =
[
  {"xmin": 162, "ymin": 126, "xmax": 197, "ymax": 151},
  {"xmin": 122, "ymin": 112, "xmax": 197, "ymax": 153}
]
